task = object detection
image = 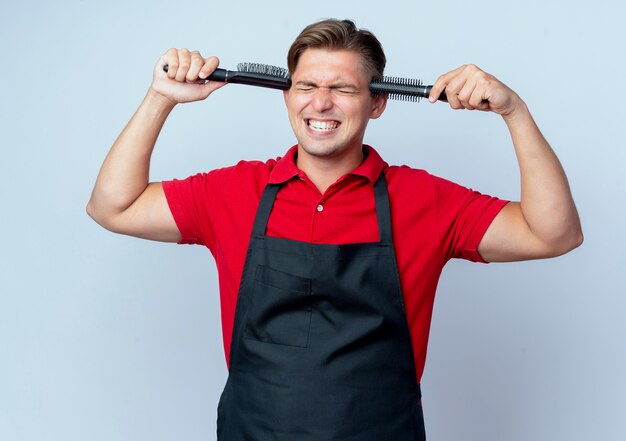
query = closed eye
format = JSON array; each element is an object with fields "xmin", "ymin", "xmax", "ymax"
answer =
[
  {"xmin": 295, "ymin": 81, "xmax": 316, "ymax": 92},
  {"xmin": 335, "ymin": 88, "xmax": 358, "ymax": 95},
  {"xmin": 294, "ymin": 81, "xmax": 360, "ymax": 95}
]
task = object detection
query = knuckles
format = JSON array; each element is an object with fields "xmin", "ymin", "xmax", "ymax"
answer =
[
  {"xmin": 435, "ymin": 63, "xmax": 509, "ymax": 112},
  {"xmin": 463, "ymin": 63, "xmax": 490, "ymax": 80},
  {"xmin": 158, "ymin": 48, "xmax": 218, "ymax": 84},
  {"xmin": 462, "ymin": 63, "xmax": 480, "ymax": 74}
]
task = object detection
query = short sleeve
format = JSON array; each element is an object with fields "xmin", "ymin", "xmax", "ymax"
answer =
[
  {"xmin": 161, "ymin": 159, "xmax": 276, "ymax": 251},
  {"xmin": 432, "ymin": 175, "xmax": 509, "ymax": 263},
  {"xmin": 162, "ymin": 173, "xmax": 217, "ymax": 247}
]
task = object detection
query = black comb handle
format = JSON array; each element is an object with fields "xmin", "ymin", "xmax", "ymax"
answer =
[{"xmin": 422, "ymin": 85, "xmax": 447, "ymax": 102}]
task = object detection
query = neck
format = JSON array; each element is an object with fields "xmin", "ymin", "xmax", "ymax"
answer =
[{"xmin": 296, "ymin": 145, "xmax": 365, "ymax": 194}]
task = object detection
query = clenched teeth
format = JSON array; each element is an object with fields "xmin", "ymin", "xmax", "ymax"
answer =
[{"xmin": 307, "ymin": 119, "xmax": 340, "ymax": 131}]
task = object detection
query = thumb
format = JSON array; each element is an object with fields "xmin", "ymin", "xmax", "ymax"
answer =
[{"xmin": 197, "ymin": 80, "xmax": 227, "ymax": 100}]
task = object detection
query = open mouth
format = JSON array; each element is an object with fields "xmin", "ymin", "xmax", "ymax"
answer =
[{"xmin": 306, "ymin": 119, "xmax": 341, "ymax": 132}]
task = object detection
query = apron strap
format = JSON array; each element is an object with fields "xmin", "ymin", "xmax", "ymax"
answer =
[
  {"xmin": 373, "ymin": 173, "xmax": 393, "ymax": 244},
  {"xmin": 251, "ymin": 183, "xmax": 280, "ymax": 237}
]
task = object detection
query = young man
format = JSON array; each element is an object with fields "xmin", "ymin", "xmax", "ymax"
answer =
[{"xmin": 87, "ymin": 18, "xmax": 582, "ymax": 441}]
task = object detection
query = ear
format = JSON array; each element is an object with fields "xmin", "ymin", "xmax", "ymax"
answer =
[
  {"xmin": 369, "ymin": 94, "xmax": 387, "ymax": 119},
  {"xmin": 283, "ymin": 89, "xmax": 290, "ymax": 106}
]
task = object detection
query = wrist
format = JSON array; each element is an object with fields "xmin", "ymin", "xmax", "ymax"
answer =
[
  {"xmin": 145, "ymin": 87, "xmax": 177, "ymax": 113},
  {"xmin": 501, "ymin": 99, "xmax": 531, "ymax": 127}
]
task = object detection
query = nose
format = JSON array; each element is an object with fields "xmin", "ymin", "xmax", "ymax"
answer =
[{"xmin": 311, "ymin": 88, "xmax": 334, "ymax": 112}]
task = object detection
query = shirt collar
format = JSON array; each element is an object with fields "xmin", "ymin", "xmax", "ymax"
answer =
[{"xmin": 268, "ymin": 144, "xmax": 387, "ymax": 185}]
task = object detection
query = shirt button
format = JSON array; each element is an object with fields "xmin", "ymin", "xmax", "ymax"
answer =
[{"xmin": 316, "ymin": 204, "xmax": 324, "ymax": 212}]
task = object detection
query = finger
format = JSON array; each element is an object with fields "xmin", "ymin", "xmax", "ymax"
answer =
[
  {"xmin": 198, "ymin": 56, "xmax": 220, "ymax": 80},
  {"xmin": 175, "ymin": 48, "xmax": 191, "ymax": 82},
  {"xmin": 163, "ymin": 48, "xmax": 179, "ymax": 79},
  {"xmin": 469, "ymin": 87, "xmax": 490, "ymax": 111},
  {"xmin": 429, "ymin": 65, "xmax": 466, "ymax": 103},
  {"xmin": 458, "ymin": 77, "xmax": 479, "ymax": 110},
  {"xmin": 185, "ymin": 51, "xmax": 204, "ymax": 83},
  {"xmin": 444, "ymin": 74, "xmax": 468, "ymax": 110},
  {"xmin": 428, "ymin": 77, "xmax": 446, "ymax": 103}
]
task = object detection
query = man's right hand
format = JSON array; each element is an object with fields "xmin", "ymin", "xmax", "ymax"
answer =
[
  {"xmin": 150, "ymin": 48, "xmax": 226, "ymax": 106},
  {"xmin": 87, "ymin": 48, "xmax": 228, "ymax": 242}
]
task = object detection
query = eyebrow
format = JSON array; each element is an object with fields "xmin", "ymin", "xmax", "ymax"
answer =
[{"xmin": 295, "ymin": 80, "xmax": 360, "ymax": 91}]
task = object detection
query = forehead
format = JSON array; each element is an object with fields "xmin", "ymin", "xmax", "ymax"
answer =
[{"xmin": 292, "ymin": 48, "xmax": 369, "ymax": 84}]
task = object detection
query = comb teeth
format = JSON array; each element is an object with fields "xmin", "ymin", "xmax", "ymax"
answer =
[
  {"xmin": 237, "ymin": 62, "xmax": 290, "ymax": 79},
  {"xmin": 370, "ymin": 75, "xmax": 427, "ymax": 102}
]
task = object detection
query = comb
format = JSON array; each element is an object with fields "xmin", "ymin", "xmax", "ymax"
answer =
[
  {"xmin": 163, "ymin": 63, "xmax": 291, "ymax": 90},
  {"xmin": 369, "ymin": 76, "xmax": 447, "ymax": 102}
]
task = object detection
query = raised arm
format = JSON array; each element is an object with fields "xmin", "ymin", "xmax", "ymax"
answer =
[
  {"xmin": 86, "ymin": 49, "xmax": 225, "ymax": 242},
  {"xmin": 428, "ymin": 64, "xmax": 583, "ymax": 262}
]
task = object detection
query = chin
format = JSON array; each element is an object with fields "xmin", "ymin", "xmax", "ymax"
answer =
[{"xmin": 299, "ymin": 142, "xmax": 343, "ymax": 158}]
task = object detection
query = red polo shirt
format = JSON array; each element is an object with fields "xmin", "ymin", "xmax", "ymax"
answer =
[{"xmin": 162, "ymin": 145, "xmax": 508, "ymax": 382}]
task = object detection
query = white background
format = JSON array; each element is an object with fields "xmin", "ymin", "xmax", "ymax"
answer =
[{"xmin": 1, "ymin": 1, "xmax": 624, "ymax": 440}]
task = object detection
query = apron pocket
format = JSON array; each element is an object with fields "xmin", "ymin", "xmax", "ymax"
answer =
[{"xmin": 244, "ymin": 265, "xmax": 312, "ymax": 348}]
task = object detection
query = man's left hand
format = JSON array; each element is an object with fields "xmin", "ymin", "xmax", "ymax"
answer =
[{"xmin": 428, "ymin": 64, "xmax": 523, "ymax": 117}]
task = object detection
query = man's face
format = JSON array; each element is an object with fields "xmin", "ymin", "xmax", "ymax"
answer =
[{"xmin": 283, "ymin": 48, "xmax": 386, "ymax": 160}]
